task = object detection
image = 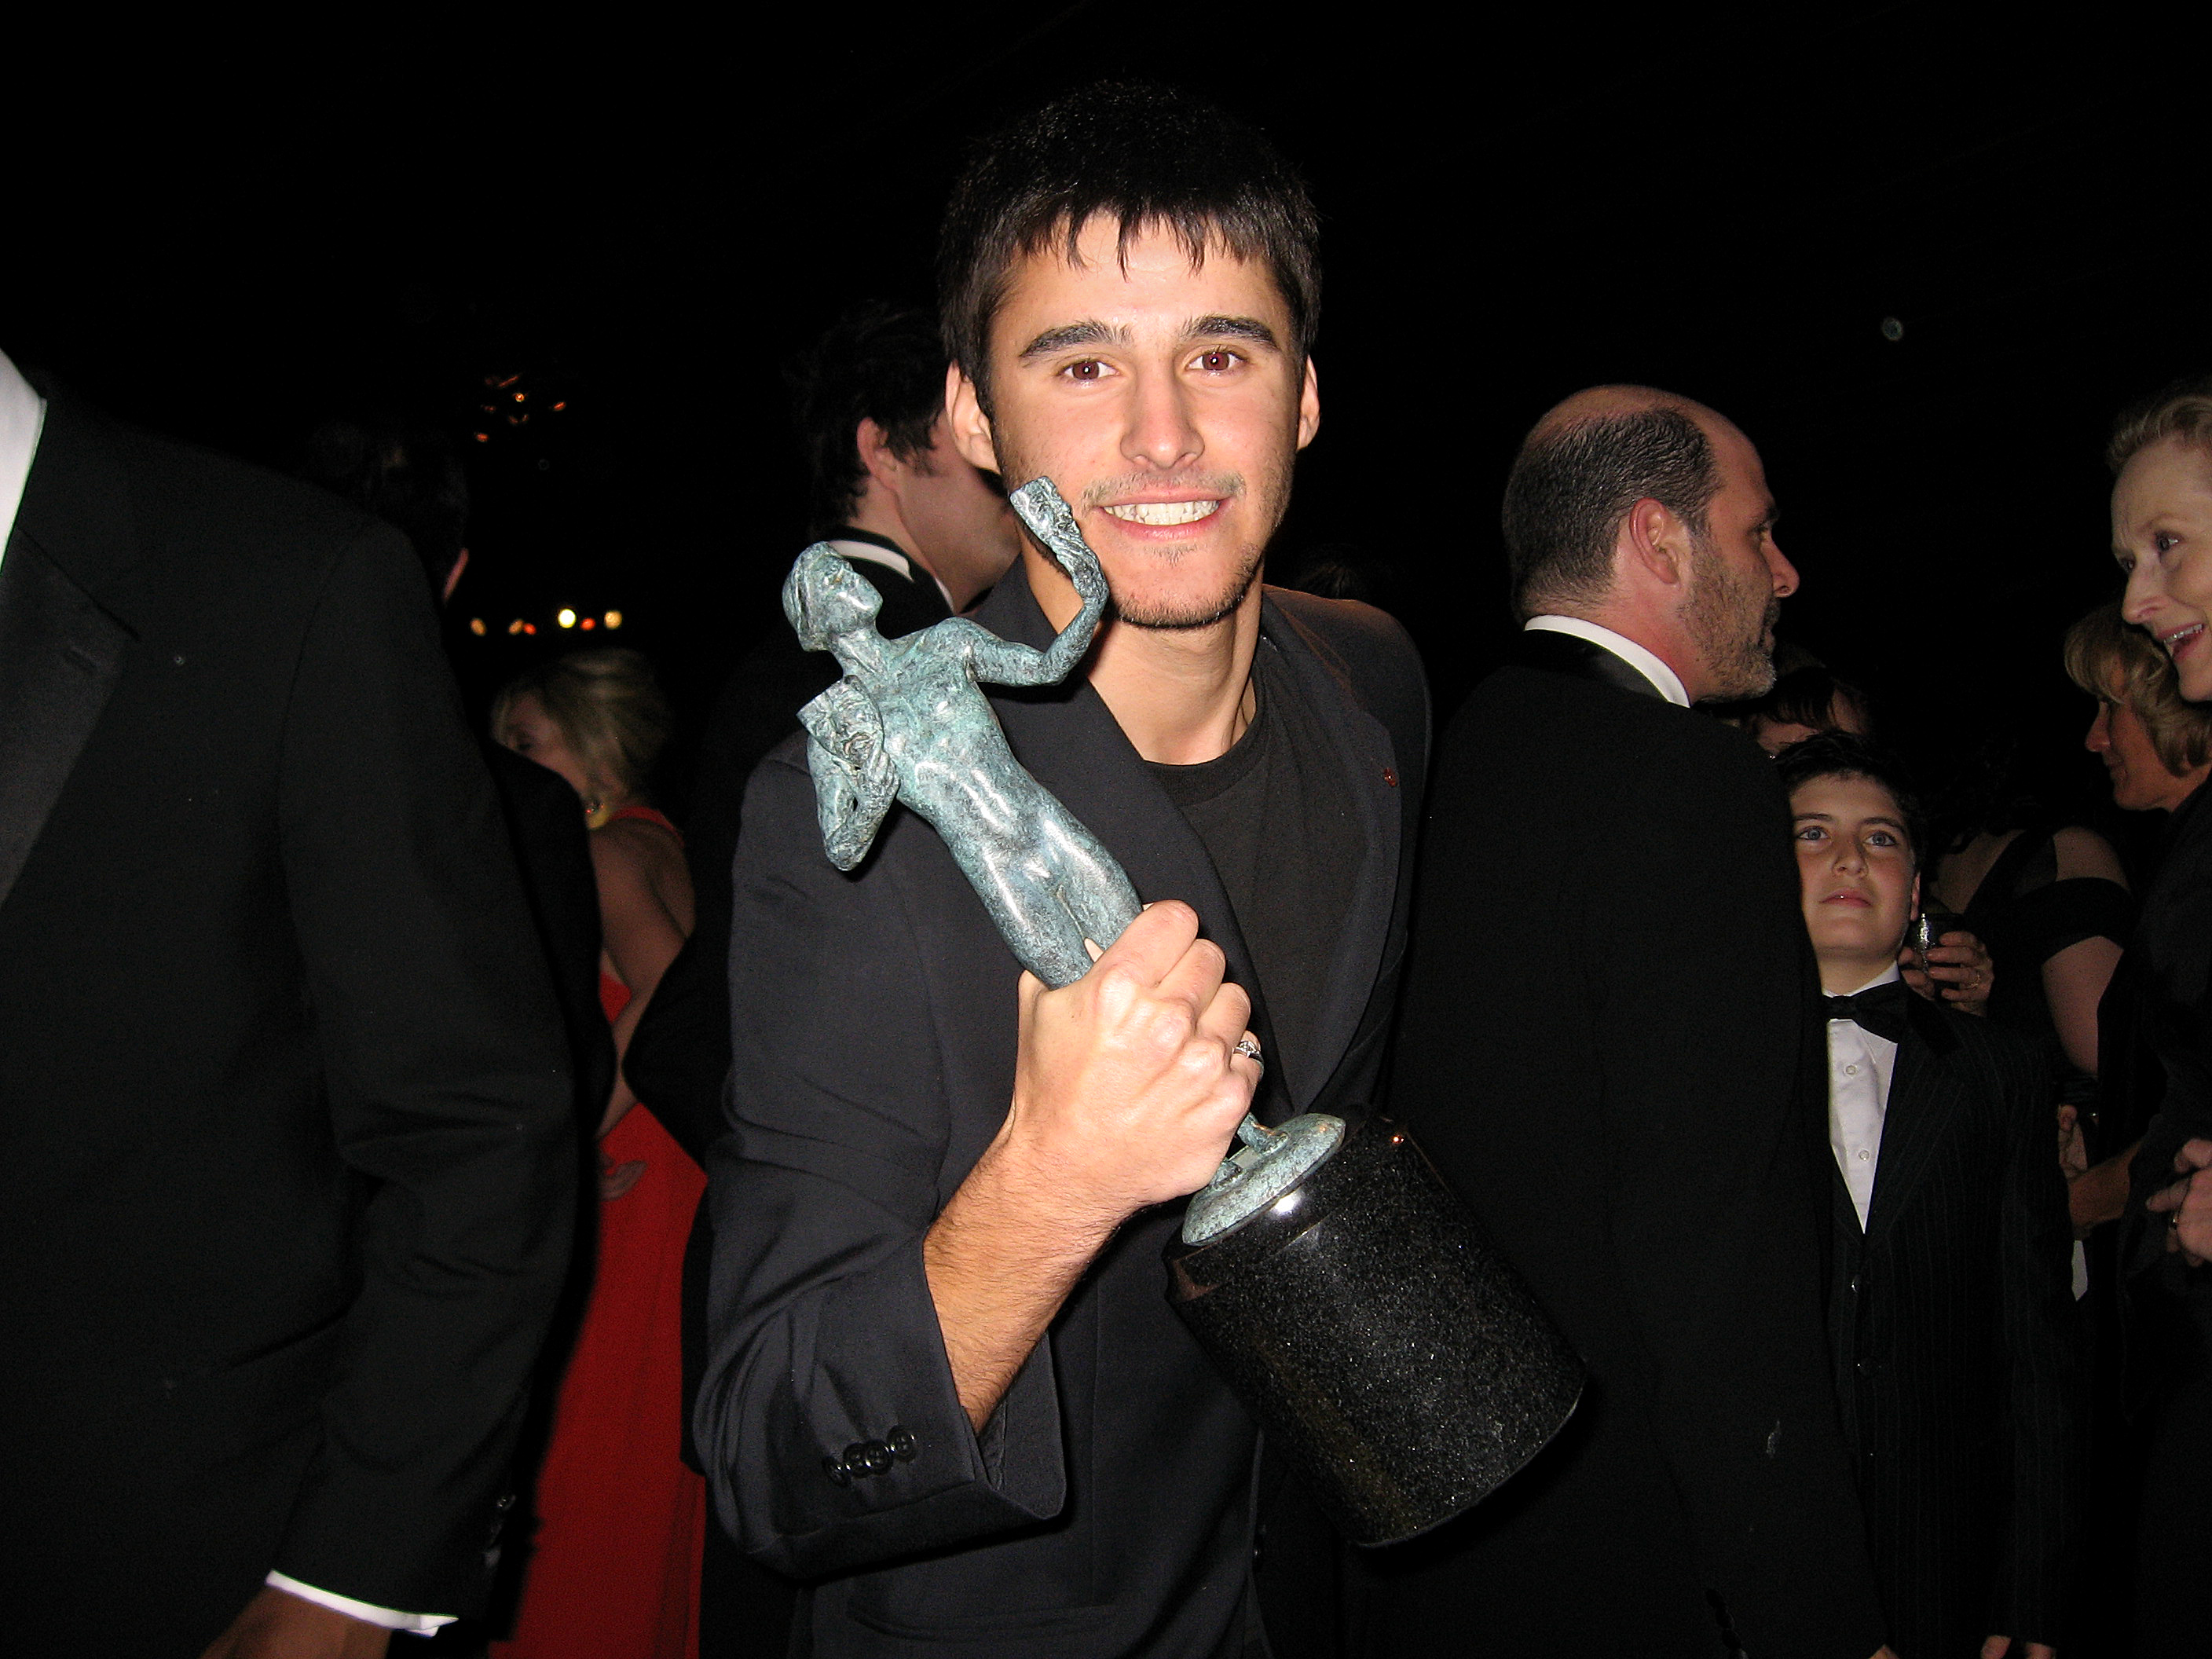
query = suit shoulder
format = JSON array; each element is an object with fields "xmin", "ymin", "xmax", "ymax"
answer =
[
  {"xmin": 1266, "ymin": 586, "xmax": 1419, "ymax": 675},
  {"xmin": 107, "ymin": 419, "xmax": 406, "ymax": 573},
  {"xmin": 1265, "ymin": 588, "xmax": 1426, "ymax": 743},
  {"xmin": 1460, "ymin": 665, "xmax": 1782, "ymax": 801}
]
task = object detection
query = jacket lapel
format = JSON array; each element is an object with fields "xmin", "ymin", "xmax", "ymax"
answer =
[
  {"xmin": 1258, "ymin": 594, "xmax": 1400, "ymax": 1109},
  {"xmin": 974, "ymin": 565, "xmax": 1296, "ymax": 1124},
  {"xmin": 1864, "ymin": 999, "xmax": 1964, "ymax": 1241},
  {"xmin": 0, "ymin": 399, "xmax": 141, "ymax": 914}
]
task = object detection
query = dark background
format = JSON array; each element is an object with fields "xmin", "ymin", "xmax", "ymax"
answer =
[{"xmin": 9, "ymin": 6, "xmax": 2202, "ymax": 844}]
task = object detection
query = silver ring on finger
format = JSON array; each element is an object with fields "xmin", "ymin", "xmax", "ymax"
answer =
[{"xmin": 1233, "ymin": 1035, "xmax": 1264, "ymax": 1072}]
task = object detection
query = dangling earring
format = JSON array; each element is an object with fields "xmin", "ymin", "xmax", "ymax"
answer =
[{"xmin": 584, "ymin": 797, "xmax": 613, "ymax": 830}]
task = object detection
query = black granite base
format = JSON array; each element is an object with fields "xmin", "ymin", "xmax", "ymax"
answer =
[{"xmin": 1166, "ymin": 1116, "xmax": 1583, "ymax": 1547}]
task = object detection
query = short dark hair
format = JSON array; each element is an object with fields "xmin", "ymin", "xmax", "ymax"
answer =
[
  {"xmin": 299, "ymin": 419, "xmax": 469, "ymax": 598},
  {"xmin": 1500, "ymin": 405, "xmax": 1719, "ymax": 620},
  {"xmin": 1772, "ymin": 731, "xmax": 1928, "ymax": 869},
  {"xmin": 1750, "ymin": 662, "xmax": 1873, "ymax": 738},
  {"xmin": 937, "ymin": 82, "xmax": 1320, "ymax": 404},
  {"xmin": 789, "ymin": 304, "xmax": 950, "ymax": 535}
]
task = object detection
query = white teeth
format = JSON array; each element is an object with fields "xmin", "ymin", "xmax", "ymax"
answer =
[
  {"xmin": 2166, "ymin": 624, "xmax": 2205, "ymax": 652},
  {"xmin": 1102, "ymin": 500, "xmax": 1218, "ymax": 526}
]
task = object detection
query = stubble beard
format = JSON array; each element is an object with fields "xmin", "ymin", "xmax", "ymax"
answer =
[
  {"xmin": 1072, "ymin": 463, "xmax": 1272, "ymax": 632},
  {"xmin": 1685, "ymin": 539, "xmax": 1782, "ymax": 701}
]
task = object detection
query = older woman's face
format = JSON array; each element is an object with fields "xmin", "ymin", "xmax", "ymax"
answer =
[
  {"xmin": 499, "ymin": 692, "xmax": 595, "ymax": 808},
  {"xmin": 2116, "ymin": 437, "xmax": 2212, "ymax": 702}
]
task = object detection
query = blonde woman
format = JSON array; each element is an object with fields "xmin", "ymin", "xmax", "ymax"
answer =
[{"xmin": 493, "ymin": 647, "xmax": 703, "ymax": 1659}]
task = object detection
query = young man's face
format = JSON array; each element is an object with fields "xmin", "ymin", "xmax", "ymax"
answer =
[
  {"xmin": 1791, "ymin": 772, "xmax": 1918, "ymax": 983},
  {"xmin": 949, "ymin": 217, "xmax": 1320, "ymax": 630}
]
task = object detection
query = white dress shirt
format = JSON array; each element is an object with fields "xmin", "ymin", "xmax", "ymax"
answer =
[
  {"xmin": 830, "ymin": 536, "xmax": 954, "ymax": 613},
  {"xmin": 0, "ymin": 350, "xmax": 46, "ymax": 562},
  {"xmin": 1826, "ymin": 965, "xmax": 1903, "ymax": 1230},
  {"xmin": 1522, "ymin": 615, "xmax": 1690, "ymax": 706},
  {"xmin": 0, "ymin": 352, "xmax": 444, "ymax": 1638}
]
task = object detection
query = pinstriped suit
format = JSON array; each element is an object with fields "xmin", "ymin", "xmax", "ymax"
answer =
[{"xmin": 1827, "ymin": 994, "xmax": 2084, "ymax": 1655}]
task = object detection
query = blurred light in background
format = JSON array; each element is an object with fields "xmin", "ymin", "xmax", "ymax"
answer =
[
  {"xmin": 469, "ymin": 618, "xmax": 486, "ymax": 635},
  {"xmin": 557, "ymin": 608, "xmax": 577, "ymax": 628},
  {"xmin": 604, "ymin": 610, "xmax": 623, "ymax": 629}
]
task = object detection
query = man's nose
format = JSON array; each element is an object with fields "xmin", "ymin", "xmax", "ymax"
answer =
[
  {"xmin": 1125, "ymin": 367, "xmax": 1203, "ymax": 471},
  {"xmin": 1764, "ymin": 537, "xmax": 1799, "ymax": 599}
]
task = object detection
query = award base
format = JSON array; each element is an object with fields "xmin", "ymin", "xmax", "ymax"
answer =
[{"xmin": 1166, "ymin": 1115, "xmax": 1583, "ymax": 1547}]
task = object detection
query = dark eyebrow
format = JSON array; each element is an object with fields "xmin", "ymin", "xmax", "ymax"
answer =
[
  {"xmin": 1017, "ymin": 320, "xmax": 1128, "ymax": 359},
  {"xmin": 1185, "ymin": 314, "xmax": 1280, "ymax": 349}
]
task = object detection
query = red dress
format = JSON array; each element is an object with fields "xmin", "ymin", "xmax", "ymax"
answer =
[{"xmin": 495, "ymin": 806, "xmax": 705, "ymax": 1659}]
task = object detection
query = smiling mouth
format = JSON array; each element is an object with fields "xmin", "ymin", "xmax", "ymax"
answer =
[
  {"xmin": 1101, "ymin": 500, "xmax": 1221, "ymax": 527},
  {"xmin": 2163, "ymin": 622, "xmax": 2205, "ymax": 657}
]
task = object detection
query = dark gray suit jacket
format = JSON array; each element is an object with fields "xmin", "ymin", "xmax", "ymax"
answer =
[
  {"xmin": 0, "ymin": 392, "xmax": 577, "ymax": 1656},
  {"xmin": 694, "ymin": 562, "xmax": 1425, "ymax": 1658},
  {"xmin": 1826, "ymin": 995, "xmax": 2082, "ymax": 1656}
]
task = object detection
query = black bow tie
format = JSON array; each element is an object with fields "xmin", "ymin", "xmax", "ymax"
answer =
[{"xmin": 1825, "ymin": 980, "xmax": 1910, "ymax": 1043}]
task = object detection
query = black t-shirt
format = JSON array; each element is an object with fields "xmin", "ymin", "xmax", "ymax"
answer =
[{"xmin": 1146, "ymin": 635, "xmax": 1361, "ymax": 1104}]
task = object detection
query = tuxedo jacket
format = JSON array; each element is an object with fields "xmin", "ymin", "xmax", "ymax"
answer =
[
  {"xmin": 0, "ymin": 394, "xmax": 577, "ymax": 1656},
  {"xmin": 1366, "ymin": 630, "xmax": 1884, "ymax": 1659},
  {"xmin": 693, "ymin": 562, "xmax": 1426, "ymax": 1659},
  {"xmin": 1826, "ymin": 994, "xmax": 2082, "ymax": 1656}
]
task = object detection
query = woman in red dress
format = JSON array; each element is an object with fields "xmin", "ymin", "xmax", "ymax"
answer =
[{"xmin": 492, "ymin": 647, "xmax": 704, "ymax": 1659}]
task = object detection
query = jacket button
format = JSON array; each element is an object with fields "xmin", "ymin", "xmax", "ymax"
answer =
[
  {"xmin": 887, "ymin": 1425, "xmax": 918, "ymax": 1462},
  {"xmin": 840, "ymin": 1441, "xmax": 874, "ymax": 1479},
  {"xmin": 824, "ymin": 1456, "xmax": 852, "ymax": 1488},
  {"xmin": 859, "ymin": 1439, "xmax": 895, "ymax": 1475}
]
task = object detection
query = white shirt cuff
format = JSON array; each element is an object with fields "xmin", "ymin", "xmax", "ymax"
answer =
[{"xmin": 265, "ymin": 1573, "xmax": 454, "ymax": 1636}]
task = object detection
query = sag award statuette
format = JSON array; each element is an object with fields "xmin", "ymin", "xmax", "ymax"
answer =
[{"xmin": 786, "ymin": 479, "xmax": 1582, "ymax": 1546}]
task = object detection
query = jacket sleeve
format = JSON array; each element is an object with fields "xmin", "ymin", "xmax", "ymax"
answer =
[
  {"xmin": 693, "ymin": 752, "xmax": 1064, "ymax": 1579},
  {"xmin": 1576, "ymin": 731, "xmax": 1885, "ymax": 1657},
  {"xmin": 266, "ymin": 525, "xmax": 577, "ymax": 1613},
  {"xmin": 1990, "ymin": 1038, "xmax": 2084, "ymax": 1646}
]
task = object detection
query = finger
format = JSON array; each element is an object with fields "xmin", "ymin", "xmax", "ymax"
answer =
[
  {"xmin": 1155, "ymin": 934, "xmax": 1230, "ymax": 1014},
  {"xmin": 1196, "ymin": 979, "xmax": 1254, "ymax": 1048},
  {"xmin": 1093, "ymin": 899, "xmax": 1201, "ymax": 988},
  {"xmin": 2179, "ymin": 1137, "xmax": 2212, "ymax": 1172},
  {"xmin": 1981, "ymin": 1637, "xmax": 2011, "ymax": 1659}
]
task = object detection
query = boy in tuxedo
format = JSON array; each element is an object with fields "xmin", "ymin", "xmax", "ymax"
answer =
[{"xmin": 1778, "ymin": 733, "xmax": 2082, "ymax": 1659}]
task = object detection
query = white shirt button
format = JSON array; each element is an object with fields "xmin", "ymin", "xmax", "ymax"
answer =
[
  {"xmin": 1844, "ymin": 1064, "xmax": 1859, "ymax": 1075},
  {"xmin": 1857, "ymin": 1148, "xmax": 1873, "ymax": 1161}
]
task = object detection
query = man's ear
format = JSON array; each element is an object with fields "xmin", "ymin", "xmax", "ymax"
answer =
[
  {"xmin": 1295, "ymin": 357, "xmax": 1321, "ymax": 451},
  {"xmin": 946, "ymin": 364, "xmax": 1000, "ymax": 474},
  {"xmin": 856, "ymin": 418, "xmax": 903, "ymax": 493},
  {"xmin": 1622, "ymin": 496, "xmax": 1691, "ymax": 591}
]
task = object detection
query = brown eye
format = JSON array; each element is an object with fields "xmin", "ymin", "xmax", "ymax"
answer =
[
  {"xmin": 1064, "ymin": 359, "xmax": 1103, "ymax": 382},
  {"xmin": 1198, "ymin": 349, "xmax": 1238, "ymax": 372}
]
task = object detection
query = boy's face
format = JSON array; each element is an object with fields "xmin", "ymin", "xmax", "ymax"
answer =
[
  {"xmin": 948, "ymin": 216, "xmax": 1319, "ymax": 632},
  {"xmin": 1790, "ymin": 772, "xmax": 1918, "ymax": 981}
]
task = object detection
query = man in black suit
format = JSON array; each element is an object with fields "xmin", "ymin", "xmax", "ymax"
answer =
[
  {"xmin": 630, "ymin": 306, "xmax": 1024, "ymax": 1651},
  {"xmin": 1372, "ymin": 386, "xmax": 1888, "ymax": 1658},
  {"xmin": 627, "ymin": 303, "xmax": 1017, "ymax": 1161},
  {"xmin": 1778, "ymin": 733, "xmax": 2081, "ymax": 1658},
  {"xmin": 300, "ymin": 417, "xmax": 614, "ymax": 1124},
  {"xmin": 0, "ymin": 353, "xmax": 577, "ymax": 1657},
  {"xmin": 691, "ymin": 85, "xmax": 1426, "ymax": 1657}
]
